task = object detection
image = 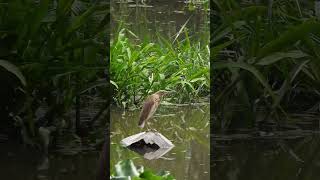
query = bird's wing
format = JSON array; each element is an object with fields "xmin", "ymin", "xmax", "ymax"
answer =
[{"xmin": 138, "ymin": 99, "xmax": 155, "ymax": 126}]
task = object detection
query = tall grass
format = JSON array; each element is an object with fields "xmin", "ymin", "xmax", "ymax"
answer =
[
  {"xmin": 212, "ymin": 0, "xmax": 320, "ymax": 131},
  {"xmin": 111, "ymin": 28, "xmax": 209, "ymax": 108},
  {"xmin": 0, "ymin": 0, "xmax": 109, "ymax": 144}
]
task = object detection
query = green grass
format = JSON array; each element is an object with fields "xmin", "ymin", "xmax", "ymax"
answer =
[{"xmin": 111, "ymin": 28, "xmax": 210, "ymax": 108}]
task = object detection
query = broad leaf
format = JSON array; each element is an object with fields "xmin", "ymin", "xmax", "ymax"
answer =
[
  {"xmin": 257, "ymin": 50, "xmax": 309, "ymax": 66},
  {"xmin": 212, "ymin": 61, "xmax": 277, "ymax": 101},
  {"xmin": 0, "ymin": 60, "xmax": 26, "ymax": 86}
]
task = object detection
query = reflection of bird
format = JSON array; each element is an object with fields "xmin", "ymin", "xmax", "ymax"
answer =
[{"xmin": 138, "ymin": 90, "xmax": 170, "ymax": 130}]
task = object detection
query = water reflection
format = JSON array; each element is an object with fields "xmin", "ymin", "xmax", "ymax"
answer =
[
  {"xmin": 214, "ymin": 134, "xmax": 320, "ymax": 180},
  {"xmin": 0, "ymin": 143, "xmax": 99, "ymax": 180},
  {"xmin": 111, "ymin": 105, "xmax": 210, "ymax": 180},
  {"xmin": 111, "ymin": 0, "xmax": 209, "ymax": 42}
]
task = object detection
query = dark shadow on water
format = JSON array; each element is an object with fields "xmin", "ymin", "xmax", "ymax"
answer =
[{"xmin": 128, "ymin": 139, "xmax": 160, "ymax": 155}]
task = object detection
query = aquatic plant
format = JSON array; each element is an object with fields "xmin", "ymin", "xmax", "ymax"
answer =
[
  {"xmin": 110, "ymin": 28, "xmax": 210, "ymax": 108},
  {"xmin": 0, "ymin": 0, "xmax": 109, "ymax": 145},
  {"xmin": 212, "ymin": 0, "xmax": 320, "ymax": 131},
  {"xmin": 111, "ymin": 159, "xmax": 175, "ymax": 180}
]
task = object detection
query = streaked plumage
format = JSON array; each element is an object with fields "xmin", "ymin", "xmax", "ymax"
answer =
[{"xmin": 138, "ymin": 90, "xmax": 168, "ymax": 129}]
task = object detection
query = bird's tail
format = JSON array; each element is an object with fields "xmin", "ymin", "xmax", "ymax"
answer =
[{"xmin": 138, "ymin": 119, "xmax": 145, "ymax": 128}]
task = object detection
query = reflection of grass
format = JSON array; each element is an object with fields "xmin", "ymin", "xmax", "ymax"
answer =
[{"xmin": 111, "ymin": 29, "xmax": 209, "ymax": 108}]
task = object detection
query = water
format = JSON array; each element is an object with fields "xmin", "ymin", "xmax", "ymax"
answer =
[
  {"xmin": 110, "ymin": 105, "xmax": 210, "ymax": 180},
  {"xmin": 213, "ymin": 131, "xmax": 320, "ymax": 180},
  {"xmin": 0, "ymin": 142, "xmax": 100, "ymax": 180},
  {"xmin": 111, "ymin": 0, "xmax": 209, "ymax": 42},
  {"xmin": 0, "ymin": 104, "xmax": 106, "ymax": 180}
]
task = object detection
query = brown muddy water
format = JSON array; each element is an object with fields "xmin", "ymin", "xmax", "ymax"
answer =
[{"xmin": 110, "ymin": 104, "xmax": 210, "ymax": 180}]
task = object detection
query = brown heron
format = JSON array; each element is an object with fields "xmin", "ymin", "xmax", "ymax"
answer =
[{"xmin": 138, "ymin": 90, "xmax": 170, "ymax": 130}]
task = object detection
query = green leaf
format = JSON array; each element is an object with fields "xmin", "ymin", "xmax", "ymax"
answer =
[
  {"xmin": 115, "ymin": 159, "xmax": 140, "ymax": 177},
  {"xmin": 159, "ymin": 74, "xmax": 165, "ymax": 80},
  {"xmin": 29, "ymin": 0, "xmax": 49, "ymax": 37},
  {"xmin": 0, "ymin": 60, "xmax": 26, "ymax": 86},
  {"xmin": 66, "ymin": 4, "xmax": 97, "ymax": 34},
  {"xmin": 57, "ymin": 0, "xmax": 75, "ymax": 17},
  {"xmin": 274, "ymin": 60, "xmax": 310, "ymax": 107},
  {"xmin": 258, "ymin": 19, "xmax": 320, "ymax": 58},
  {"xmin": 256, "ymin": 50, "xmax": 309, "ymax": 66},
  {"xmin": 140, "ymin": 170, "xmax": 162, "ymax": 180},
  {"xmin": 211, "ymin": 39, "xmax": 235, "ymax": 59},
  {"xmin": 213, "ymin": 61, "xmax": 277, "ymax": 101},
  {"xmin": 157, "ymin": 170, "xmax": 175, "ymax": 180},
  {"xmin": 111, "ymin": 177, "xmax": 132, "ymax": 180},
  {"xmin": 79, "ymin": 80, "xmax": 108, "ymax": 94},
  {"xmin": 190, "ymin": 77, "xmax": 206, "ymax": 83},
  {"xmin": 232, "ymin": 6, "xmax": 267, "ymax": 19},
  {"xmin": 111, "ymin": 80, "xmax": 119, "ymax": 89},
  {"xmin": 184, "ymin": 81, "xmax": 195, "ymax": 91}
]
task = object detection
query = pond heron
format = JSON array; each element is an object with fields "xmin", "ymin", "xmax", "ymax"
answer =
[{"xmin": 138, "ymin": 90, "xmax": 170, "ymax": 130}]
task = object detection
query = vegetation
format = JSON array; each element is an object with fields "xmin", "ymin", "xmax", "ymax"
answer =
[
  {"xmin": 212, "ymin": 0, "xmax": 320, "ymax": 131},
  {"xmin": 110, "ymin": 28, "xmax": 210, "ymax": 108},
  {"xmin": 110, "ymin": 1, "xmax": 210, "ymax": 179},
  {"xmin": 111, "ymin": 159, "xmax": 175, "ymax": 180},
  {"xmin": 0, "ymin": 0, "xmax": 109, "ymax": 148}
]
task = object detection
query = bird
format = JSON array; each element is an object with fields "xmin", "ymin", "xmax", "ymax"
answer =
[{"xmin": 138, "ymin": 90, "xmax": 170, "ymax": 131}]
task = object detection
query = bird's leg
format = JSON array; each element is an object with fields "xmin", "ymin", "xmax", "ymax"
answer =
[
  {"xmin": 146, "ymin": 123, "xmax": 151, "ymax": 132},
  {"xmin": 151, "ymin": 119, "xmax": 157, "ymax": 132},
  {"xmin": 148, "ymin": 123, "xmax": 157, "ymax": 132},
  {"xmin": 146, "ymin": 123, "xmax": 157, "ymax": 132}
]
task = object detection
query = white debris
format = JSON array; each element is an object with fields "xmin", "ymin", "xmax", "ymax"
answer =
[{"xmin": 120, "ymin": 131, "xmax": 174, "ymax": 148}]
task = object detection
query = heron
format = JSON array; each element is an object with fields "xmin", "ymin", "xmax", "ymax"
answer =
[{"xmin": 138, "ymin": 90, "xmax": 170, "ymax": 131}]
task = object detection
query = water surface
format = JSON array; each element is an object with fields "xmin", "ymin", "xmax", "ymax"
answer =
[
  {"xmin": 213, "ymin": 131, "xmax": 320, "ymax": 180},
  {"xmin": 110, "ymin": 105, "xmax": 210, "ymax": 180},
  {"xmin": 111, "ymin": 0, "xmax": 209, "ymax": 42},
  {"xmin": 0, "ymin": 142, "xmax": 100, "ymax": 180}
]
